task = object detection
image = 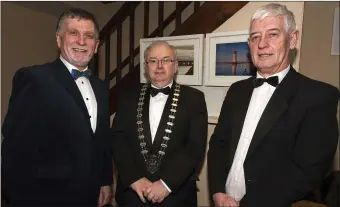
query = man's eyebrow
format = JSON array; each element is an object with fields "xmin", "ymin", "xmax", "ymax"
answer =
[
  {"xmin": 250, "ymin": 28, "xmax": 280, "ymax": 36},
  {"xmin": 148, "ymin": 56, "xmax": 171, "ymax": 59}
]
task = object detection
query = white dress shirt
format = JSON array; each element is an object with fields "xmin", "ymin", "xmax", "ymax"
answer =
[
  {"xmin": 149, "ymin": 81, "xmax": 173, "ymax": 192},
  {"xmin": 225, "ymin": 66, "xmax": 290, "ymax": 201},
  {"xmin": 60, "ymin": 56, "xmax": 97, "ymax": 133}
]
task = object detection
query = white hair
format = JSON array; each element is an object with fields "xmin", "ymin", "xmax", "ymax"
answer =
[
  {"xmin": 144, "ymin": 40, "xmax": 177, "ymax": 62},
  {"xmin": 250, "ymin": 3, "xmax": 297, "ymax": 34}
]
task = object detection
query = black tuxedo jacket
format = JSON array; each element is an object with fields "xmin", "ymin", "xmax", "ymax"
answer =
[
  {"xmin": 111, "ymin": 83, "xmax": 208, "ymax": 207},
  {"xmin": 1, "ymin": 59, "xmax": 113, "ymax": 206},
  {"xmin": 208, "ymin": 68, "xmax": 339, "ymax": 207}
]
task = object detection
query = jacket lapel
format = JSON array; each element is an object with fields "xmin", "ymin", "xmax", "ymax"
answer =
[
  {"xmin": 246, "ymin": 69, "xmax": 298, "ymax": 158},
  {"xmin": 51, "ymin": 59, "xmax": 91, "ymax": 130},
  {"xmin": 230, "ymin": 79, "xmax": 254, "ymax": 162}
]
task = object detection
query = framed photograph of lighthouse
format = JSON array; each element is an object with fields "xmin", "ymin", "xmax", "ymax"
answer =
[{"xmin": 204, "ymin": 30, "xmax": 256, "ymax": 86}]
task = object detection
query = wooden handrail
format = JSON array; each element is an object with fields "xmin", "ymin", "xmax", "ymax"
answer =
[
  {"xmin": 96, "ymin": 1, "xmax": 248, "ymax": 114},
  {"xmin": 107, "ymin": 1, "xmax": 192, "ymax": 81},
  {"xmin": 99, "ymin": 2, "xmax": 140, "ymax": 46}
]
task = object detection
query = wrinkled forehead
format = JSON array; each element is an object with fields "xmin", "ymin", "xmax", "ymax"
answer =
[
  {"xmin": 250, "ymin": 16, "xmax": 285, "ymax": 33},
  {"xmin": 62, "ymin": 18, "xmax": 97, "ymax": 33}
]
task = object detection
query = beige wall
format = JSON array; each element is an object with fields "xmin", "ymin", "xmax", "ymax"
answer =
[
  {"xmin": 1, "ymin": 2, "xmax": 58, "ymax": 124},
  {"xmin": 299, "ymin": 2, "xmax": 339, "ymax": 88},
  {"xmin": 299, "ymin": 1, "xmax": 340, "ymax": 169}
]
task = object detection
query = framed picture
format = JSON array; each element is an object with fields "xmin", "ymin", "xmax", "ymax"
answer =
[
  {"xmin": 204, "ymin": 30, "xmax": 256, "ymax": 86},
  {"xmin": 140, "ymin": 34, "xmax": 204, "ymax": 85}
]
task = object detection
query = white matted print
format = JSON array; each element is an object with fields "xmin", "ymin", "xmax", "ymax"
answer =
[
  {"xmin": 204, "ymin": 30, "xmax": 256, "ymax": 86},
  {"xmin": 140, "ymin": 34, "xmax": 204, "ymax": 85}
]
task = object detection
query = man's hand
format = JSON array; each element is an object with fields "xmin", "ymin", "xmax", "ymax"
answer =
[
  {"xmin": 130, "ymin": 177, "xmax": 153, "ymax": 203},
  {"xmin": 144, "ymin": 180, "xmax": 170, "ymax": 203},
  {"xmin": 98, "ymin": 185, "xmax": 112, "ymax": 207},
  {"xmin": 213, "ymin": 192, "xmax": 239, "ymax": 207}
]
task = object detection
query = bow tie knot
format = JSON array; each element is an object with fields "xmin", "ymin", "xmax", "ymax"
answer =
[
  {"xmin": 150, "ymin": 86, "xmax": 171, "ymax": 97},
  {"xmin": 72, "ymin": 69, "xmax": 91, "ymax": 80},
  {"xmin": 252, "ymin": 76, "xmax": 279, "ymax": 88}
]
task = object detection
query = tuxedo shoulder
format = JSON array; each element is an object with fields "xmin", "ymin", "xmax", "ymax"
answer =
[
  {"xmin": 179, "ymin": 85, "xmax": 204, "ymax": 97},
  {"xmin": 230, "ymin": 77, "xmax": 253, "ymax": 89},
  {"xmin": 297, "ymin": 74, "xmax": 339, "ymax": 98},
  {"xmin": 16, "ymin": 60, "xmax": 60, "ymax": 75},
  {"xmin": 13, "ymin": 62, "xmax": 56, "ymax": 82},
  {"xmin": 295, "ymin": 73, "xmax": 339, "ymax": 103},
  {"xmin": 118, "ymin": 83, "xmax": 145, "ymax": 99}
]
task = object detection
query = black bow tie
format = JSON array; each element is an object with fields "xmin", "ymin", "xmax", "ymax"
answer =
[
  {"xmin": 72, "ymin": 69, "xmax": 91, "ymax": 80},
  {"xmin": 252, "ymin": 76, "xmax": 279, "ymax": 88},
  {"xmin": 150, "ymin": 86, "xmax": 171, "ymax": 97}
]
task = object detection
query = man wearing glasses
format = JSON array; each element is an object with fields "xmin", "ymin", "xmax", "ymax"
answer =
[{"xmin": 112, "ymin": 40, "xmax": 208, "ymax": 207}]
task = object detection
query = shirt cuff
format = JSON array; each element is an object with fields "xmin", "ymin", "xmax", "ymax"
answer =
[{"xmin": 160, "ymin": 179, "xmax": 172, "ymax": 193}]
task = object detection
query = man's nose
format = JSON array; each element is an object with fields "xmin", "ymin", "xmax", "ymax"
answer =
[
  {"xmin": 77, "ymin": 35, "xmax": 86, "ymax": 45},
  {"xmin": 258, "ymin": 36, "xmax": 269, "ymax": 49},
  {"xmin": 157, "ymin": 60, "xmax": 163, "ymax": 68}
]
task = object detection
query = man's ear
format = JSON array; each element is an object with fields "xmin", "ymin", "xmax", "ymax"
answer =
[
  {"xmin": 56, "ymin": 33, "xmax": 61, "ymax": 48},
  {"xmin": 289, "ymin": 30, "xmax": 299, "ymax": 49},
  {"xmin": 94, "ymin": 39, "xmax": 100, "ymax": 54},
  {"xmin": 174, "ymin": 60, "xmax": 178, "ymax": 74}
]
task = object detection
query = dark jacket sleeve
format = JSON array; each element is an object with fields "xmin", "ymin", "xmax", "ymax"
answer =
[
  {"xmin": 2, "ymin": 68, "xmax": 43, "ymax": 179},
  {"xmin": 111, "ymin": 89, "xmax": 144, "ymax": 189},
  {"xmin": 100, "ymin": 88, "xmax": 114, "ymax": 186},
  {"xmin": 207, "ymin": 84, "xmax": 236, "ymax": 196},
  {"xmin": 160, "ymin": 90, "xmax": 208, "ymax": 193}
]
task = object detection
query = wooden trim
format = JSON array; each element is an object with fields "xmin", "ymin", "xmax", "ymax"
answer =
[
  {"xmin": 158, "ymin": 2, "xmax": 164, "ymax": 36},
  {"xmin": 175, "ymin": 2, "xmax": 181, "ymax": 29},
  {"xmin": 129, "ymin": 6, "xmax": 135, "ymax": 73},
  {"xmin": 194, "ymin": 2, "xmax": 200, "ymax": 13},
  {"xmin": 143, "ymin": 2, "xmax": 149, "ymax": 37},
  {"xmin": 149, "ymin": 2, "xmax": 191, "ymax": 38},
  {"xmin": 108, "ymin": 1, "xmax": 192, "ymax": 81},
  {"xmin": 105, "ymin": 34, "xmax": 110, "ymax": 89},
  {"xmin": 99, "ymin": 2, "xmax": 140, "ymax": 46},
  {"xmin": 116, "ymin": 24, "xmax": 122, "ymax": 81}
]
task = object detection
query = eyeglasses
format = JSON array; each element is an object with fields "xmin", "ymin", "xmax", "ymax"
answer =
[{"xmin": 146, "ymin": 58, "xmax": 176, "ymax": 66}]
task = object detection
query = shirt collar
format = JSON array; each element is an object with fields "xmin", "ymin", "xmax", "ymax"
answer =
[
  {"xmin": 59, "ymin": 55, "xmax": 89, "ymax": 74},
  {"xmin": 151, "ymin": 81, "xmax": 173, "ymax": 89},
  {"xmin": 256, "ymin": 65, "xmax": 290, "ymax": 84}
]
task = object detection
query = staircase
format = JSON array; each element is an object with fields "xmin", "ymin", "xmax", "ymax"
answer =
[{"xmin": 93, "ymin": 1, "xmax": 248, "ymax": 115}]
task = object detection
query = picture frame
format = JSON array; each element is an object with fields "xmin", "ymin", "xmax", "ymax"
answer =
[
  {"xmin": 204, "ymin": 30, "xmax": 255, "ymax": 86},
  {"xmin": 140, "ymin": 34, "xmax": 204, "ymax": 85}
]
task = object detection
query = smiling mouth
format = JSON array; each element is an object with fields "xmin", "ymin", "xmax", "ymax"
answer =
[
  {"xmin": 258, "ymin": 53, "xmax": 273, "ymax": 58},
  {"xmin": 72, "ymin": 48, "xmax": 87, "ymax": 52}
]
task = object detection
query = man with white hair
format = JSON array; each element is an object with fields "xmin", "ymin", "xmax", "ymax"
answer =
[{"xmin": 208, "ymin": 3, "xmax": 339, "ymax": 207}]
